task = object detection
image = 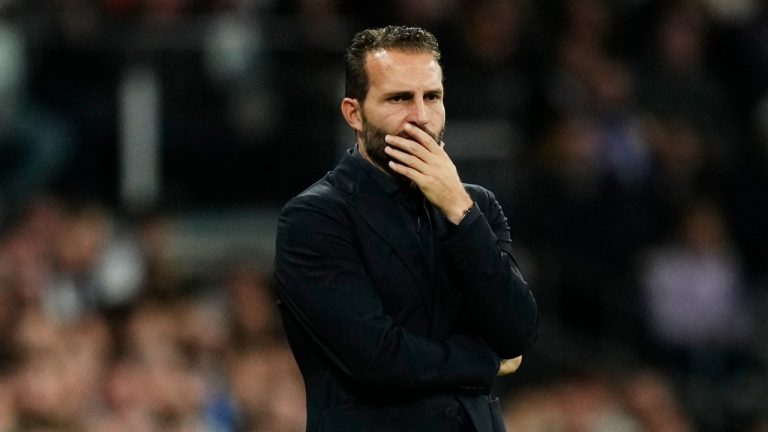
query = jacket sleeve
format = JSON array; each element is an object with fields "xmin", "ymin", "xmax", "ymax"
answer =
[
  {"xmin": 440, "ymin": 186, "xmax": 539, "ymax": 359},
  {"xmin": 274, "ymin": 194, "xmax": 500, "ymax": 392}
]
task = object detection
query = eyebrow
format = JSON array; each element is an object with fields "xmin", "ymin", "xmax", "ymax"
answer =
[{"xmin": 381, "ymin": 89, "xmax": 444, "ymax": 99}]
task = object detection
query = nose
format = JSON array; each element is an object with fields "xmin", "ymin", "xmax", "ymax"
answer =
[{"xmin": 406, "ymin": 98, "xmax": 428, "ymax": 128}]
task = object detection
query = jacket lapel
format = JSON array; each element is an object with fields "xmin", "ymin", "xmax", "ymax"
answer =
[{"xmin": 332, "ymin": 152, "xmax": 435, "ymax": 320}]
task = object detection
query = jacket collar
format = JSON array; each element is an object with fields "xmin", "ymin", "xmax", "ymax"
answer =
[
  {"xmin": 351, "ymin": 146, "xmax": 401, "ymax": 196},
  {"xmin": 330, "ymin": 148, "xmax": 435, "ymax": 320}
]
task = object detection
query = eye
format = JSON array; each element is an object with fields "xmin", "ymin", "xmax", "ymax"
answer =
[
  {"xmin": 388, "ymin": 94, "xmax": 412, "ymax": 103},
  {"xmin": 425, "ymin": 93, "xmax": 442, "ymax": 102}
]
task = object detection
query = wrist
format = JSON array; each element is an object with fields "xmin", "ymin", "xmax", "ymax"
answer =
[{"xmin": 444, "ymin": 195, "xmax": 474, "ymax": 225}]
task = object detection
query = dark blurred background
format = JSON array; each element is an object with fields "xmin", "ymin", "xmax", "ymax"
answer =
[{"xmin": 0, "ymin": 0, "xmax": 767, "ymax": 431}]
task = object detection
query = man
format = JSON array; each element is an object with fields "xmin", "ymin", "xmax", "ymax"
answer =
[{"xmin": 273, "ymin": 26, "xmax": 538, "ymax": 432}]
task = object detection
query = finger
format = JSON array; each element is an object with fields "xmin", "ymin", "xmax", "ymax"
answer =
[
  {"xmin": 403, "ymin": 123, "xmax": 440, "ymax": 153},
  {"xmin": 497, "ymin": 356, "xmax": 523, "ymax": 376},
  {"xmin": 384, "ymin": 146, "xmax": 429, "ymax": 174},
  {"xmin": 385, "ymin": 134, "xmax": 430, "ymax": 162},
  {"xmin": 388, "ymin": 160, "xmax": 428, "ymax": 184}
]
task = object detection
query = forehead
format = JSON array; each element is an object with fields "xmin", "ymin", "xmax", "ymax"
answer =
[{"xmin": 364, "ymin": 49, "xmax": 443, "ymax": 91}]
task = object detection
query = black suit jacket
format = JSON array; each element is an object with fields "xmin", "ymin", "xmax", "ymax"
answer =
[{"xmin": 274, "ymin": 150, "xmax": 538, "ymax": 431}]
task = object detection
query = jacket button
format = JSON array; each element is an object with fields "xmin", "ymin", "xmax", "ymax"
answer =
[{"xmin": 443, "ymin": 406, "xmax": 457, "ymax": 418}]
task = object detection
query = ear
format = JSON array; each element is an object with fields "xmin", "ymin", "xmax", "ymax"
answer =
[{"xmin": 341, "ymin": 98, "xmax": 363, "ymax": 133}]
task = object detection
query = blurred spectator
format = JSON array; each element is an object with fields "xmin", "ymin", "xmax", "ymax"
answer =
[
  {"xmin": 450, "ymin": 0, "xmax": 531, "ymax": 67},
  {"xmin": 622, "ymin": 368, "xmax": 692, "ymax": 432},
  {"xmin": 543, "ymin": 5, "xmax": 657, "ymax": 194},
  {"xmin": 588, "ymin": 58, "xmax": 652, "ymax": 188},
  {"xmin": 294, "ymin": 0, "xmax": 349, "ymax": 50},
  {"xmin": 13, "ymin": 310, "xmax": 111, "ymax": 431},
  {"xmin": 228, "ymin": 344, "xmax": 305, "ymax": 431},
  {"xmin": 116, "ymin": 299, "xmax": 210, "ymax": 430},
  {"xmin": 640, "ymin": 199, "xmax": 752, "ymax": 349},
  {"xmin": 644, "ymin": 119, "xmax": 720, "ymax": 242},
  {"xmin": 635, "ymin": 0, "xmax": 736, "ymax": 166},
  {"xmin": 0, "ymin": 11, "xmax": 71, "ymax": 218},
  {"xmin": 224, "ymin": 263, "xmax": 282, "ymax": 348},
  {"xmin": 546, "ymin": 0, "xmax": 654, "ymax": 187},
  {"xmin": 134, "ymin": 210, "xmax": 180, "ymax": 301},
  {"xmin": 0, "ymin": 197, "xmax": 64, "ymax": 304},
  {"xmin": 544, "ymin": 0, "xmax": 613, "ymax": 115},
  {"xmin": 640, "ymin": 199, "xmax": 755, "ymax": 429},
  {"xmin": 502, "ymin": 385, "xmax": 564, "ymax": 431},
  {"xmin": 44, "ymin": 203, "xmax": 144, "ymax": 323},
  {"xmin": 554, "ymin": 373, "xmax": 641, "ymax": 432}
]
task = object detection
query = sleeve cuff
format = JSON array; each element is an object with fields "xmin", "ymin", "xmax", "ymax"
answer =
[{"xmin": 441, "ymin": 202, "xmax": 481, "ymax": 240}]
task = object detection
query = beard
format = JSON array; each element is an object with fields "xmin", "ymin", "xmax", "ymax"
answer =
[{"xmin": 360, "ymin": 115, "xmax": 445, "ymax": 185}]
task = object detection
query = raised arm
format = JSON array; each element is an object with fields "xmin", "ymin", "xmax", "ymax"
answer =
[{"xmin": 383, "ymin": 123, "xmax": 538, "ymax": 359}]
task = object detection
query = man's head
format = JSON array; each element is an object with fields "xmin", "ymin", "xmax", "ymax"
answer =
[
  {"xmin": 344, "ymin": 26, "xmax": 441, "ymax": 102},
  {"xmin": 341, "ymin": 26, "xmax": 446, "ymax": 178}
]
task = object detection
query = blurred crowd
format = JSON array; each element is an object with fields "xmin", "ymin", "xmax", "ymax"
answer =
[
  {"xmin": 0, "ymin": 197, "xmax": 305, "ymax": 431},
  {"xmin": 1, "ymin": 0, "xmax": 768, "ymax": 431}
]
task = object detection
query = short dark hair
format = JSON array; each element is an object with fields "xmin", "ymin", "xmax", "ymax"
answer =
[{"xmin": 344, "ymin": 26, "xmax": 441, "ymax": 102}]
